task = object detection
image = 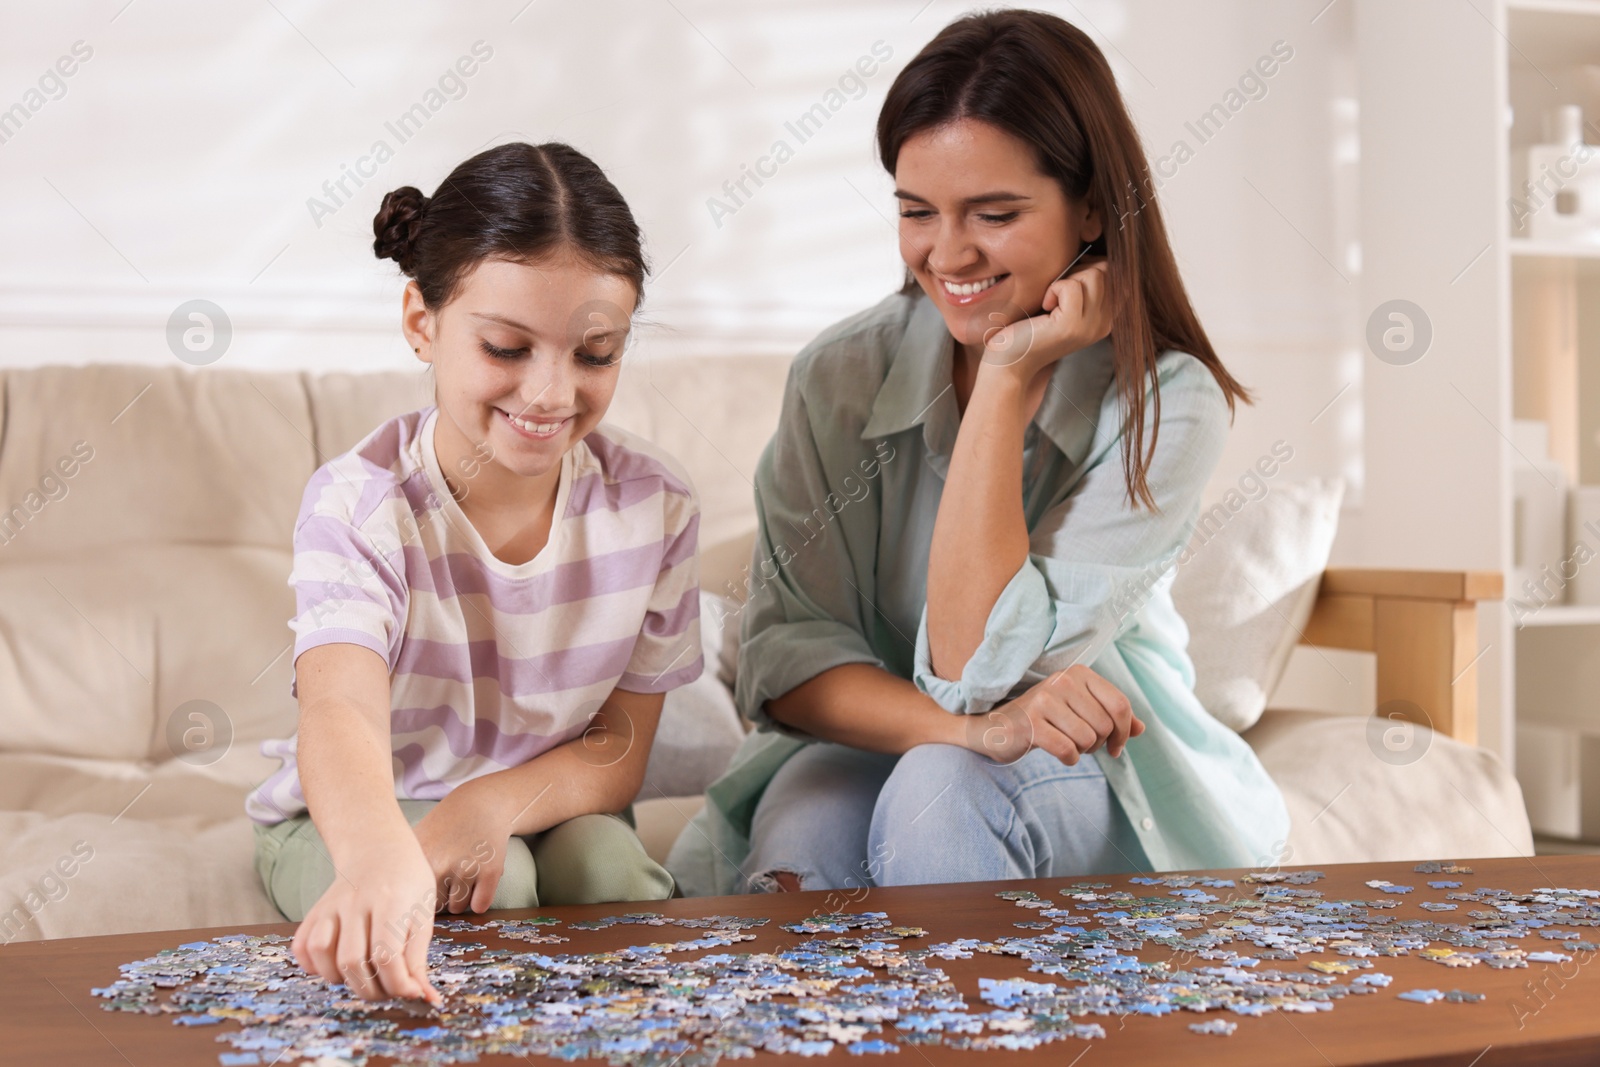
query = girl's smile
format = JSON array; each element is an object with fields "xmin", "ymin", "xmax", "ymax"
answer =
[{"xmin": 495, "ymin": 406, "xmax": 573, "ymax": 442}]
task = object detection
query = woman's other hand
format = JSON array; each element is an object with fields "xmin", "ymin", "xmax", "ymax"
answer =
[{"xmin": 962, "ymin": 663, "xmax": 1144, "ymax": 765}]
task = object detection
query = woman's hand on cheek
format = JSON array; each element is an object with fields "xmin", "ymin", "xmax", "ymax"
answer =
[
  {"xmin": 980, "ymin": 258, "xmax": 1113, "ymax": 385},
  {"xmin": 411, "ymin": 781, "xmax": 514, "ymax": 915}
]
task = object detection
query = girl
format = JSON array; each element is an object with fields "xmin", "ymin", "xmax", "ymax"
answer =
[
  {"xmin": 669, "ymin": 10, "xmax": 1288, "ymax": 896},
  {"xmin": 246, "ymin": 142, "xmax": 703, "ymax": 1004}
]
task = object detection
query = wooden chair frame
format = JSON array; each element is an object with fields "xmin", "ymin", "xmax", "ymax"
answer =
[{"xmin": 1301, "ymin": 569, "xmax": 1504, "ymax": 745}]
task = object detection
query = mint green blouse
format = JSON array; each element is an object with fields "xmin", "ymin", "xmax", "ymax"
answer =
[{"xmin": 665, "ymin": 290, "xmax": 1289, "ymax": 898}]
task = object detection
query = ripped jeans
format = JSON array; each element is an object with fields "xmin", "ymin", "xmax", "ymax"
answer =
[{"xmin": 743, "ymin": 741, "xmax": 1149, "ymax": 895}]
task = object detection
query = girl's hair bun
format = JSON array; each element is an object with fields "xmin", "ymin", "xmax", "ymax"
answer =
[
  {"xmin": 372, "ymin": 186, "xmax": 429, "ymax": 274},
  {"xmin": 373, "ymin": 143, "xmax": 647, "ymax": 311}
]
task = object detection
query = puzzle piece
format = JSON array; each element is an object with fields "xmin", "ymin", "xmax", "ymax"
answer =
[{"xmin": 1189, "ymin": 1019, "xmax": 1237, "ymax": 1035}]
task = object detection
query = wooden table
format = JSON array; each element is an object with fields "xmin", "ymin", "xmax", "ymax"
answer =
[{"xmin": 4, "ymin": 854, "xmax": 1599, "ymax": 1066}]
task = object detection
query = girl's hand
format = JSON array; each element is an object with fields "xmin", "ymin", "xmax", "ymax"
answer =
[
  {"xmin": 411, "ymin": 780, "xmax": 514, "ymax": 914},
  {"xmin": 291, "ymin": 832, "xmax": 443, "ymax": 1006},
  {"xmin": 980, "ymin": 257, "xmax": 1113, "ymax": 386},
  {"xmin": 963, "ymin": 663, "xmax": 1145, "ymax": 766}
]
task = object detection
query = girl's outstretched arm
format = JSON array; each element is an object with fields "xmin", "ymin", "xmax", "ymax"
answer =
[{"xmin": 292, "ymin": 642, "xmax": 443, "ymax": 1006}]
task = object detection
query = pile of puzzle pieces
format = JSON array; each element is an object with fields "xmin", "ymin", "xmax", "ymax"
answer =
[{"xmin": 88, "ymin": 862, "xmax": 1600, "ymax": 1065}]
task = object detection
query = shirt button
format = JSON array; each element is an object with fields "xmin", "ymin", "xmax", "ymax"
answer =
[{"xmin": 1140, "ymin": 817, "xmax": 1154, "ymax": 831}]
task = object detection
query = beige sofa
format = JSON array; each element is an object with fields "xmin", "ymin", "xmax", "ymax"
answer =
[{"xmin": 0, "ymin": 359, "xmax": 1533, "ymax": 943}]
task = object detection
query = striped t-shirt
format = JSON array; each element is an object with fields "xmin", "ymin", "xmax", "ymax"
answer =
[{"xmin": 245, "ymin": 405, "xmax": 703, "ymax": 826}]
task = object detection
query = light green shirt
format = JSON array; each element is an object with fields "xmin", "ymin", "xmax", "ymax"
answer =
[{"xmin": 666, "ymin": 290, "xmax": 1290, "ymax": 897}]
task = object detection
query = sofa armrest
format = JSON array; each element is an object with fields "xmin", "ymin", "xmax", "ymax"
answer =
[{"xmin": 1300, "ymin": 568, "xmax": 1503, "ymax": 745}]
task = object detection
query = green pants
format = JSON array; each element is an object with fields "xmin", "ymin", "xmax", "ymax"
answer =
[{"xmin": 253, "ymin": 800, "xmax": 675, "ymax": 921}]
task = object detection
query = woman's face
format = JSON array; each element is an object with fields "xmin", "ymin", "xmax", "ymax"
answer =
[
  {"xmin": 894, "ymin": 118, "xmax": 1102, "ymax": 352},
  {"xmin": 404, "ymin": 250, "xmax": 636, "ymax": 498}
]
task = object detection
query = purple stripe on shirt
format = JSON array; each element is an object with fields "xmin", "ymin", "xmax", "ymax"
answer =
[
  {"xmin": 294, "ymin": 514, "xmax": 408, "ymax": 614},
  {"xmin": 582, "ymin": 431, "xmax": 694, "ymax": 500},
  {"xmin": 389, "ymin": 706, "xmax": 591, "ymax": 764},
  {"xmin": 392, "ymin": 718, "xmax": 589, "ymax": 797},
  {"xmin": 566, "ymin": 469, "xmax": 689, "ymax": 519},
  {"xmin": 295, "ymin": 578, "xmax": 392, "ymax": 612},
  {"xmin": 297, "ymin": 463, "xmax": 340, "ymax": 517},
  {"xmin": 661, "ymin": 510, "xmax": 700, "ymax": 570},
  {"xmin": 400, "ymin": 467, "xmax": 445, "ymax": 517},
  {"xmin": 641, "ymin": 582, "xmax": 700, "ymax": 640},
  {"xmin": 399, "ymin": 539, "xmax": 675, "ymax": 611},
  {"xmin": 391, "ymin": 633, "xmax": 641, "ymax": 696},
  {"xmin": 354, "ymin": 412, "xmax": 408, "ymax": 469},
  {"xmin": 348, "ymin": 459, "xmax": 405, "ymax": 529}
]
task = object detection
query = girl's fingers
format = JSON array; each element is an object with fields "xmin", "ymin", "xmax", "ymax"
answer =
[
  {"xmin": 470, "ymin": 869, "xmax": 501, "ymax": 914},
  {"xmin": 372, "ymin": 914, "xmax": 423, "ymax": 1002},
  {"xmin": 335, "ymin": 909, "xmax": 378, "ymax": 1000},
  {"xmin": 402, "ymin": 906, "xmax": 443, "ymax": 1007},
  {"xmin": 298, "ymin": 912, "xmax": 340, "ymax": 989},
  {"xmin": 443, "ymin": 875, "xmax": 470, "ymax": 915}
]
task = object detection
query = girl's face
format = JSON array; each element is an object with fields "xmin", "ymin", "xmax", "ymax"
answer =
[
  {"xmin": 404, "ymin": 250, "xmax": 636, "ymax": 499},
  {"xmin": 894, "ymin": 118, "xmax": 1102, "ymax": 353}
]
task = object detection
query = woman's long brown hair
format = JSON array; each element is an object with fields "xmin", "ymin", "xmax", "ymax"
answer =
[{"xmin": 876, "ymin": 8, "xmax": 1250, "ymax": 510}]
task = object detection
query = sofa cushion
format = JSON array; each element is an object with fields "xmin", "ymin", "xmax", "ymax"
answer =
[
  {"xmin": 301, "ymin": 368, "xmax": 434, "ymax": 461},
  {"xmin": 1243, "ymin": 708, "xmax": 1534, "ymax": 864},
  {"xmin": 599, "ymin": 355, "xmax": 788, "ymax": 553},
  {"xmin": 0, "ymin": 545, "xmax": 298, "ymax": 762},
  {"xmin": 1172, "ymin": 477, "xmax": 1344, "ymax": 732},
  {"xmin": 0, "ymin": 365, "xmax": 314, "ymax": 558},
  {"xmin": 0, "ymin": 748, "xmax": 274, "ymax": 824},
  {"xmin": 0, "ymin": 811, "xmax": 281, "ymax": 943}
]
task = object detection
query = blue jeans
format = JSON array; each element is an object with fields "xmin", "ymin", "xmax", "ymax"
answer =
[{"xmin": 744, "ymin": 742, "xmax": 1149, "ymax": 894}]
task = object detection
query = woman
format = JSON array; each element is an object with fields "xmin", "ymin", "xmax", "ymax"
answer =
[{"xmin": 668, "ymin": 10, "xmax": 1288, "ymax": 897}]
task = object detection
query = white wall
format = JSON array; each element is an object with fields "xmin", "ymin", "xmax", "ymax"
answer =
[
  {"xmin": 1, "ymin": 2, "xmax": 1363, "ymax": 477},
  {"xmin": 4, "ymin": 0, "xmax": 1407, "ymax": 722}
]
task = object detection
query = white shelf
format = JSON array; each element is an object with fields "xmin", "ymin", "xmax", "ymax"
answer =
[
  {"xmin": 1507, "ymin": 0, "xmax": 1600, "ymax": 17},
  {"xmin": 1507, "ymin": 2, "xmax": 1600, "ymax": 74},
  {"xmin": 1510, "ymin": 238, "xmax": 1600, "ymax": 259},
  {"xmin": 1520, "ymin": 604, "xmax": 1600, "ymax": 626}
]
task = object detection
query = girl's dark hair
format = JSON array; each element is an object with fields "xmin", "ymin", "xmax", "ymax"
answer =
[
  {"xmin": 876, "ymin": 9, "xmax": 1250, "ymax": 510},
  {"xmin": 373, "ymin": 141, "xmax": 648, "ymax": 311}
]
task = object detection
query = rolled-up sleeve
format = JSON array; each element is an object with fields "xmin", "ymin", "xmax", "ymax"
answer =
[
  {"xmin": 734, "ymin": 362, "xmax": 887, "ymax": 736},
  {"xmin": 912, "ymin": 352, "xmax": 1229, "ymax": 716}
]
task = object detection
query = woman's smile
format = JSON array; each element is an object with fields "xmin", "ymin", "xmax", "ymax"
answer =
[{"xmin": 937, "ymin": 272, "xmax": 1009, "ymax": 306}]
